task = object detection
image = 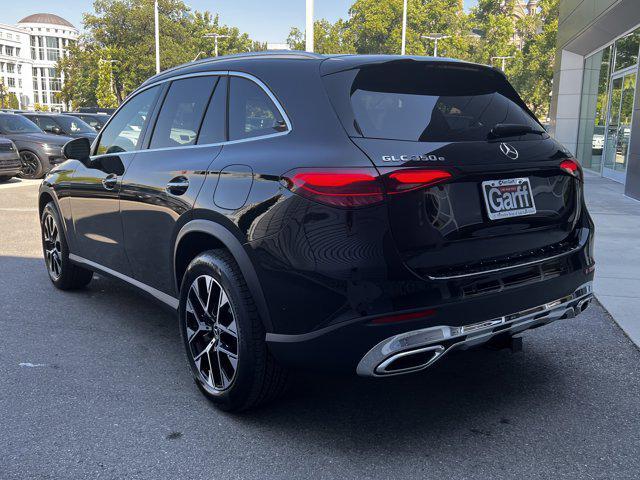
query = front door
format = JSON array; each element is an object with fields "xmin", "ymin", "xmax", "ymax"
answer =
[
  {"xmin": 68, "ymin": 84, "xmax": 161, "ymax": 275},
  {"xmin": 120, "ymin": 75, "xmax": 226, "ymax": 296},
  {"xmin": 603, "ymin": 71, "xmax": 636, "ymax": 183}
]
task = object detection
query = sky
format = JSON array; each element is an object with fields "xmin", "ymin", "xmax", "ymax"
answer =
[{"xmin": 2, "ymin": 0, "xmax": 478, "ymax": 44}]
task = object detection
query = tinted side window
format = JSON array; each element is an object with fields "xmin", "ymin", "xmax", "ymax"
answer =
[
  {"xmin": 228, "ymin": 77, "xmax": 285, "ymax": 141},
  {"xmin": 25, "ymin": 116, "xmax": 40, "ymax": 127},
  {"xmin": 96, "ymin": 86, "xmax": 160, "ymax": 155},
  {"xmin": 197, "ymin": 76, "xmax": 227, "ymax": 145},
  {"xmin": 150, "ymin": 76, "xmax": 217, "ymax": 149},
  {"xmin": 38, "ymin": 116, "xmax": 58, "ymax": 132}
]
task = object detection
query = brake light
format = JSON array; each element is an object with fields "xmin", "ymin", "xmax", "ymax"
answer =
[
  {"xmin": 560, "ymin": 159, "xmax": 582, "ymax": 180},
  {"xmin": 282, "ymin": 168, "xmax": 384, "ymax": 207},
  {"xmin": 281, "ymin": 167, "xmax": 453, "ymax": 208},
  {"xmin": 386, "ymin": 169, "xmax": 452, "ymax": 194}
]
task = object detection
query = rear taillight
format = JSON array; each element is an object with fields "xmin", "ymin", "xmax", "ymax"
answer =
[
  {"xmin": 281, "ymin": 168, "xmax": 384, "ymax": 207},
  {"xmin": 560, "ymin": 159, "xmax": 582, "ymax": 180},
  {"xmin": 385, "ymin": 169, "xmax": 452, "ymax": 194},
  {"xmin": 281, "ymin": 167, "xmax": 452, "ymax": 208}
]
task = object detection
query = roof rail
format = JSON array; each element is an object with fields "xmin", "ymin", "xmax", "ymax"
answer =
[{"xmin": 146, "ymin": 50, "xmax": 326, "ymax": 82}]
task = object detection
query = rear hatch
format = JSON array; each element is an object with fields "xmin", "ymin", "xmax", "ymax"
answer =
[{"xmin": 322, "ymin": 58, "xmax": 583, "ymax": 279}]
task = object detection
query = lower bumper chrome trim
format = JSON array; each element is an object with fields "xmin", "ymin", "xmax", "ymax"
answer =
[{"xmin": 356, "ymin": 282, "xmax": 593, "ymax": 377}]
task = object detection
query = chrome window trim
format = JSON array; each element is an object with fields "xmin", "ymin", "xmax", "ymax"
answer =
[
  {"xmin": 69, "ymin": 253, "xmax": 179, "ymax": 309},
  {"xmin": 92, "ymin": 70, "xmax": 292, "ymax": 160}
]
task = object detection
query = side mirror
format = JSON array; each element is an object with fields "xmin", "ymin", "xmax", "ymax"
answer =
[
  {"xmin": 63, "ymin": 137, "xmax": 91, "ymax": 163},
  {"xmin": 46, "ymin": 125, "xmax": 63, "ymax": 135}
]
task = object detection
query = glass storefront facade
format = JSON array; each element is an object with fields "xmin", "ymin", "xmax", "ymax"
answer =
[{"xmin": 576, "ymin": 28, "xmax": 640, "ymax": 183}]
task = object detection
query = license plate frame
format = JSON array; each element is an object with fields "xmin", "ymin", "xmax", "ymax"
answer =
[{"xmin": 481, "ymin": 177, "xmax": 537, "ymax": 221}]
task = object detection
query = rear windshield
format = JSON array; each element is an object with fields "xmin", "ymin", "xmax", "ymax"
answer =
[{"xmin": 323, "ymin": 61, "xmax": 542, "ymax": 142}]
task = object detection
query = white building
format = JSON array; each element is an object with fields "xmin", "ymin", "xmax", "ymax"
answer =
[{"xmin": 0, "ymin": 13, "xmax": 78, "ymax": 111}]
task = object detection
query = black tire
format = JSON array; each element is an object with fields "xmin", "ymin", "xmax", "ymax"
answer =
[
  {"xmin": 0, "ymin": 175, "xmax": 12, "ymax": 182},
  {"xmin": 41, "ymin": 202, "xmax": 93, "ymax": 290},
  {"xmin": 19, "ymin": 150, "xmax": 48, "ymax": 179},
  {"xmin": 179, "ymin": 249, "xmax": 289, "ymax": 411}
]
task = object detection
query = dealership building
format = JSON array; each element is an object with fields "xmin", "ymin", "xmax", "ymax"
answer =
[
  {"xmin": 550, "ymin": 0, "xmax": 640, "ymax": 199},
  {"xmin": 0, "ymin": 13, "xmax": 78, "ymax": 111}
]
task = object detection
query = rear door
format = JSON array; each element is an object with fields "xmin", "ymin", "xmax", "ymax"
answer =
[
  {"xmin": 120, "ymin": 75, "xmax": 225, "ymax": 296},
  {"xmin": 322, "ymin": 61, "xmax": 582, "ymax": 278}
]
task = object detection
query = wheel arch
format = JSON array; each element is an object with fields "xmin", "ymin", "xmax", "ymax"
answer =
[{"xmin": 174, "ymin": 220, "xmax": 273, "ymax": 332}]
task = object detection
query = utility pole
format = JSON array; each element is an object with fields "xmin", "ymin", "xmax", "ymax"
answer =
[
  {"xmin": 491, "ymin": 55, "xmax": 515, "ymax": 71},
  {"xmin": 204, "ymin": 33, "xmax": 230, "ymax": 57},
  {"xmin": 306, "ymin": 0, "xmax": 314, "ymax": 52},
  {"xmin": 401, "ymin": 0, "xmax": 408, "ymax": 55},
  {"xmin": 154, "ymin": 0, "xmax": 160, "ymax": 74},
  {"xmin": 421, "ymin": 34, "xmax": 451, "ymax": 57}
]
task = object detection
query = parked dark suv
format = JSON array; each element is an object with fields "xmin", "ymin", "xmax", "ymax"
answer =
[
  {"xmin": 0, "ymin": 113, "xmax": 71, "ymax": 179},
  {"xmin": 21, "ymin": 113, "xmax": 97, "ymax": 142},
  {"xmin": 38, "ymin": 53, "xmax": 595, "ymax": 411}
]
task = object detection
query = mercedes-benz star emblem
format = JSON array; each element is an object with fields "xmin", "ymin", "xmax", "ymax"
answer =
[{"xmin": 500, "ymin": 142, "xmax": 519, "ymax": 160}]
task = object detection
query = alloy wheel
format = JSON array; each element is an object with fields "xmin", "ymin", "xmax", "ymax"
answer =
[
  {"xmin": 42, "ymin": 212, "xmax": 62, "ymax": 280},
  {"xmin": 185, "ymin": 275, "xmax": 239, "ymax": 392},
  {"xmin": 20, "ymin": 151, "xmax": 40, "ymax": 178}
]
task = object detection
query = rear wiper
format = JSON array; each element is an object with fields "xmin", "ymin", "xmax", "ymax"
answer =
[{"xmin": 488, "ymin": 123, "xmax": 546, "ymax": 139}]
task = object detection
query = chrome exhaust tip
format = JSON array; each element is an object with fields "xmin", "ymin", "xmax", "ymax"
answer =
[
  {"xmin": 576, "ymin": 297, "xmax": 591, "ymax": 314},
  {"xmin": 374, "ymin": 345, "xmax": 445, "ymax": 376}
]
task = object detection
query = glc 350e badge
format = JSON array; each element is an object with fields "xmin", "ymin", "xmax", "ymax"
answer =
[{"xmin": 382, "ymin": 154, "xmax": 445, "ymax": 162}]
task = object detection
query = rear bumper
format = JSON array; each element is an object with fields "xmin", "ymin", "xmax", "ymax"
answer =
[
  {"xmin": 356, "ymin": 282, "xmax": 593, "ymax": 377},
  {"xmin": 266, "ymin": 261, "xmax": 595, "ymax": 373},
  {"xmin": 0, "ymin": 156, "xmax": 21, "ymax": 176}
]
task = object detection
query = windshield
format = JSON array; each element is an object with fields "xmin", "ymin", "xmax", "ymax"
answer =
[
  {"xmin": 0, "ymin": 114, "xmax": 42, "ymax": 134},
  {"xmin": 56, "ymin": 116, "xmax": 95, "ymax": 133},
  {"xmin": 324, "ymin": 62, "xmax": 543, "ymax": 142}
]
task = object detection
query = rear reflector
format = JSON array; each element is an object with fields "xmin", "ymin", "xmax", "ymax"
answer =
[
  {"xmin": 386, "ymin": 169, "xmax": 452, "ymax": 194},
  {"xmin": 370, "ymin": 309, "xmax": 436, "ymax": 325}
]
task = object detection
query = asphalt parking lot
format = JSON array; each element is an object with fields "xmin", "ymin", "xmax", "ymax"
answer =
[{"xmin": 1, "ymin": 179, "xmax": 640, "ymax": 480}]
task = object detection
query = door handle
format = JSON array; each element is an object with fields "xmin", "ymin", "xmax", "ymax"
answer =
[
  {"xmin": 102, "ymin": 173, "xmax": 118, "ymax": 190},
  {"xmin": 166, "ymin": 176, "xmax": 189, "ymax": 195}
]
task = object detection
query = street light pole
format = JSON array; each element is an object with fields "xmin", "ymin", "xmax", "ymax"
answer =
[
  {"xmin": 306, "ymin": 0, "xmax": 314, "ymax": 52},
  {"xmin": 204, "ymin": 33, "xmax": 230, "ymax": 57},
  {"xmin": 421, "ymin": 34, "xmax": 451, "ymax": 57},
  {"xmin": 491, "ymin": 55, "xmax": 515, "ymax": 71},
  {"xmin": 401, "ymin": 0, "xmax": 408, "ymax": 55},
  {"xmin": 154, "ymin": 0, "xmax": 160, "ymax": 74}
]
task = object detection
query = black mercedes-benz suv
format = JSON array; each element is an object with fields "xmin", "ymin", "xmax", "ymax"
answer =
[{"xmin": 39, "ymin": 52, "xmax": 595, "ymax": 411}]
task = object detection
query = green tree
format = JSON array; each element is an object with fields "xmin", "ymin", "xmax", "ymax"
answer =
[
  {"xmin": 59, "ymin": 41, "xmax": 102, "ymax": 108},
  {"xmin": 6, "ymin": 93, "xmax": 20, "ymax": 109},
  {"xmin": 467, "ymin": 0, "xmax": 519, "ymax": 64},
  {"xmin": 0, "ymin": 81, "xmax": 7, "ymax": 108},
  {"xmin": 505, "ymin": 0, "xmax": 559, "ymax": 118},
  {"xmin": 61, "ymin": 0, "xmax": 262, "ymax": 106},
  {"xmin": 96, "ymin": 56, "xmax": 119, "ymax": 108},
  {"xmin": 287, "ymin": 19, "xmax": 354, "ymax": 54}
]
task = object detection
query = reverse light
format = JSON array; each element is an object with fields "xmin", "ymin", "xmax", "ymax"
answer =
[
  {"xmin": 386, "ymin": 169, "xmax": 452, "ymax": 194},
  {"xmin": 560, "ymin": 159, "xmax": 582, "ymax": 180}
]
